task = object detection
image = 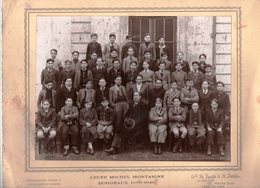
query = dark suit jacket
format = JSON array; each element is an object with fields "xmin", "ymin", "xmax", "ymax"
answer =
[
  {"xmin": 36, "ymin": 108, "xmax": 57, "ymax": 128},
  {"xmin": 56, "ymin": 86, "xmax": 78, "ymax": 112},
  {"xmin": 125, "ymin": 101, "xmax": 148, "ymax": 132},
  {"xmin": 95, "ymin": 87, "xmax": 110, "ymax": 107},
  {"xmin": 86, "ymin": 42, "xmax": 102, "ymax": 60},
  {"xmin": 74, "ymin": 69, "xmax": 93, "ymax": 91},
  {"xmin": 212, "ymin": 92, "xmax": 230, "ymax": 116},
  {"xmin": 198, "ymin": 89, "xmax": 214, "ymax": 111},
  {"xmin": 172, "ymin": 60, "xmax": 191, "ymax": 73},
  {"xmin": 121, "ymin": 43, "xmax": 138, "ymax": 62},
  {"xmin": 107, "ymin": 68, "xmax": 125, "ymax": 87},
  {"xmin": 37, "ymin": 89, "xmax": 57, "ymax": 110},
  {"xmin": 130, "ymin": 84, "xmax": 149, "ymax": 105},
  {"xmin": 156, "ymin": 45, "xmax": 170, "ymax": 60},
  {"xmin": 138, "ymin": 58, "xmax": 157, "ymax": 72},
  {"xmin": 138, "ymin": 42, "xmax": 156, "ymax": 60},
  {"xmin": 205, "ymin": 108, "xmax": 225, "ymax": 130},
  {"xmin": 41, "ymin": 68, "xmax": 59, "ymax": 90}
]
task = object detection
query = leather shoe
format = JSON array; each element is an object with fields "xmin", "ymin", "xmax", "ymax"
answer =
[
  {"xmin": 89, "ymin": 148, "xmax": 94, "ymax": 155},
  {"xmin": 63, "ymin": 149, "xmax": 69, "ymax": 156},
  {"xmin": 73, "ymin": 147, "xmax": 80, "ymax": 155},
  {"xmin": 105, "ymin": 147, "xmax": 117, "ymax": 155},
  {"xmin": 207, "ymin": 150, "xmax": 212, "ymax": 156}
]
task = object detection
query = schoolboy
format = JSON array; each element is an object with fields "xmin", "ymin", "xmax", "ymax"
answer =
[
  {"xmin": 180, "ymin": 79, "xmax": 199, "ymax": 110},
  {"xmin": 173, "ymin": 51, "xmax": 190, "ymax": 73},
  {"xmin": 96, "ymin": 99, "xmax": 114, "ymax": 148},
  {"xmin": 138, "ymin": 50, "xmax": 157, "ymax": 72},
  {"xmin": 77, "ymin": 79, "xmax": 96, "ymax": 109},
  {"xmin": 122, "ymin": 46, "xmax": 138, "ymax": 73},
  {"xmin": 163, "ymin": 81, "xmax": 180, "ymax": 109},
  {"xmin": 138, "ymin": 33, "xmax": 156, "ymax": 60},
  {"xmin": 103, "ymin": 33, "xmax": 120, "ymax": 61},
  {"xmin": 71, "ymin": 51, "xmax": 81, "ymax": 71},
  {"xmin": 171, "ymin": 62, "xmax": 187, "ymax": 89},
  {"xmin": 121, "ymin": 35, "xmax": 138, "ymax": 62},
  {"xmin": 79, "ymin": 101, "xmax": 98, "ymax": 155},
  {"xmin": 58, "ymin": 97, "xmax": 80, "ymax": 156},
  {"xmin": 50, "ymin": 49, "xmax": 63, "ymax": 72},
  {"xmin": 107, "ymin": 59, "xmax": 125, "ymax": 87},
  {"xmin": 41, "ymin": 58, "xmax": 59, "ymax": 90},
  {"xmin": 95, "ymin": 78, "xmax": 110, "ymax": 107},
  {"xmin": 139, "ymin": 61, "xmax": 155, "ymax": 90},
  {"xmin": 155, "ymin": 62, "xmax": 171, "ymax": 90},
  {"xmin": 91, "ymin": 57, "xmax": 108, "ymax": 89},
  {"xmin": 124, "ymin": 61, "xmax": 139, "ymax": 94},
  {"xmin": 74, "ymin": 59, "xmax": 93, "ymax": 91},
  {"xmin": 187, "ymin": 61, "xmax": 204, "ymax": 90},
  {"xmin": 59, "ymin": 60, "xmax": 76, "ymax": 87},
  {"xmin": 86, "ymin": 33, "xmax": 102, "ymax": 60},
  {"xmin": 37, "ymin": 80, "xmax": 57, "ymax": 111},
  {"xmin": 36, "ymin": 99, "xmax": 57, "ymax": 153}
]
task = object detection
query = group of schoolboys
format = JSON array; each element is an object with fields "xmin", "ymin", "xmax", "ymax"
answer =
[{"xmin": 36, "ymin": 32, "xmax": 230, "ymax": 157}]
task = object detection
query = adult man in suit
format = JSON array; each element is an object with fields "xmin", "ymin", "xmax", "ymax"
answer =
[
  {"xmin": 103, "ymin": 33, "xmax": 120, "ymax": 61},
  {"xmin": 37, "ymin": 80, "xmax": 57, "ymax": 111},
  {"xmin": 105, "ymin": 92, "xmax": 148, "ymax": 154}
]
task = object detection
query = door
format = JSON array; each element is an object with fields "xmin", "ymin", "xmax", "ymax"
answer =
[{"xmin": 129, "ymin": 16, "xmax": 177, "ymax": 61}]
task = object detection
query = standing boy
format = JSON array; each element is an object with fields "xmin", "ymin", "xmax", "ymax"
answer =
[
  {"xmin": 86, "ymin": 33, "xmax": 102, "ymax": 60},
  {"xmin": 41, "ymin": 58, "xmax": 59, "ymax": 90},
  {"xmin": 91, "ymin": 57, "xmax": 108, "ymax": 89},
  {"xmin": 37, "ymin": 80, "xmax": 57, "ymax": 111},
  {"xmin": 188, "ymin": 61, "xmax": 204, "ymax": 90},
  {"xmin": 122, "ymin": 47, "xmax": 138, "ymax": 73},
  {"xmin": 121, "ymin": 35, "xmax": 138, "ymax": 62},
  {"xmin": 74, "ymin": 59, "xmax": 93, "ymax": 91},
  {"xmin": 138, "ymin": 33, "xmax": 156, "ymax": 61},
  {"xmin": 171, "ymin": 62, "xmax": 187, "ymax": 89},
  {"xmin": 50, "ymin": 49, "xmax": 63, "ymax": 72},
  {"xmin": 71, "ymin": 51, "xmax": 81, "ymax": 71},
  {"xmin": 155, "ymin": 62, "xmax": 171, "ymax": 90},
  {"xmin": 103, "ymin": 33, "xmax": 120, "ymax": 61}
]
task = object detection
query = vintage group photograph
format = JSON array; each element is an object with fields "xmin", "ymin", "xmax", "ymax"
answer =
[{"xmin": 35, "ymin": 16, "xmax": 232, "ymax": 161}]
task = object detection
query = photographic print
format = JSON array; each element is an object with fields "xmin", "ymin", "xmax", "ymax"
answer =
[{"xmin": 35, "ymin": 15, "xmax": 232, "ymax": 162}]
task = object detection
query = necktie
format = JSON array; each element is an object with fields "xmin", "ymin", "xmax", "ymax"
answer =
[
  {"xmin": 204, "ymin": 90, "xmax": 206, "ymax": 94},
  {"xmin": 161, "ymin": 72, "xmax": 164, "ymax": 79}
]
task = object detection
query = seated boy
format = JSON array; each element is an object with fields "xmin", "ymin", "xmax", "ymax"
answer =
[
  {"xmin": 36, "ymin": 99, "xmax": 57, "ymax": 153},
  {"xmin": 79, "ymin": 101, "xmax": 98, "ymax": 155},
  {"xmin": 187, "ymin": 103, "xmax": 206, "ymax": 151},
  {"xmin": 58, "ymin": 97, "xmax": 80, "ymax": 156},
  {"xmin": 168, "ymin": 97, "xmax": 187, "ymax": 153},
  {"xmin": 96, "ymin": 99, "xmax": 114, "ymax": 148}
]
